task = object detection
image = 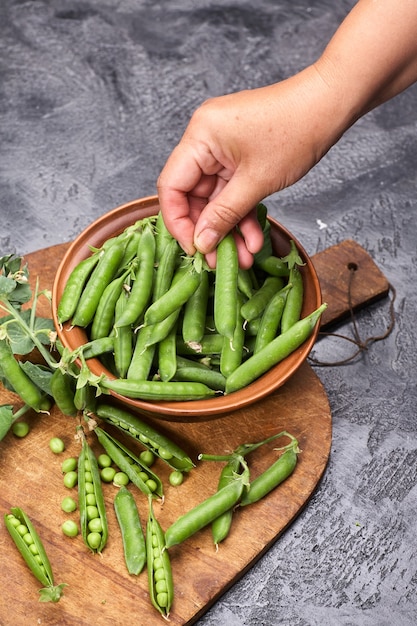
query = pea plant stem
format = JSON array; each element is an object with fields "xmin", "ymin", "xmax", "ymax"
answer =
[{"xmin": 0, "ymin": 296, "xmax": 58, "ymax": 369}]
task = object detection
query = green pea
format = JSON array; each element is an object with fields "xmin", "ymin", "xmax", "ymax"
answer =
[
  {"xmin": 84, "ymin": 471, "xmax": 93, "ymax": 483},
  {"xmin": 29, "ymin": 543, "xmax": 39, "ymax": 555},
  {"xmin": 85, "ymin": 493, "xmax": 96, "ymax": 506},
  {"xmin": 23, "ymin": 532, "xmax": 34, "ymax": 546},
  {"xmin": 97, "ymin": 454, "xmax": 112, "ymax": 468},
  {"xmin": 88, "ymin": 518, "xmax": 103, "ymax": 533},
  {"xmin": 61, "ymin": 497, "xmax": 77, "ymax": 513},
  {"xmin": 87, "ymin": 532, "xmax": 102, "ymax": 550},
  {"xmin": 61, "ymin": 457, "xmax": 78, "ymax": 473},
  {"xmin": 139, "ymin": 450, "xmax": 155, "ymax": 467},
  {"xmin": 62, "ymin": 520, "xmax": 79, "ymax": 538},
  {"xmin": 100, "ymin": 467, "xmax": 116, "ymax": 483},
  {"xmin": 86, "ymin": 505, "xmax": 99, "ymax": 520},
  {"xmin": 113, "ymin": 472, "xmax": 129, "ymax": 487},
  {"xmin": 12, "ymin": 421, "xmax": 30, "ymax": 438},
  {"xmin": 63, "ymin": 471, "xmax": 78, "ymax": 489},
  {"xmin": 17, "ymin": 524, "xmax": 28, "ymax": 536},
  {"xmin": 84, "ymin": 482, "xmax": 94, "ymax": 494},
  {"xmin": 146, "ymin": 479, "xmax": 158, "ymax": 492},
  {"xmin": 169, "ymin": 470, "xmax": 184, "ymax": 487},
  {"xmin": 49, "ymin": 437, "xmax": 65, "ymax": 454},
  {"xmin": 157, "ymin": 447, "xmax": 173, "ymax": 460}
]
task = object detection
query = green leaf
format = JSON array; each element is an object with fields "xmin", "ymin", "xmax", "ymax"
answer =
[
  {"xmin": 0, "ymin": 275, "xmax": 17, "ymax": 299},
  {"xmin": 281, "ymin": 240, "xmax": 305, "ymax": 270},
  {"xmin": 38, "ymin": 583, "xmax": 67, "ymax": 603},
  {"xmin": 0, "ymin": 405, "xmax": 14, "ymax": 440},
  {"xmin": 4, "ymin": 311, "xmax": 55, "ymax": 355},
  {"xmin": 19, "ymin": 362, "xmax": 54, "ymax": 395}
]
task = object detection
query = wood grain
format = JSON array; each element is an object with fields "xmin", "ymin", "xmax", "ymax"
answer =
[{"xmin": 1, "ymin": 238, "xmax": 388, "ymax": 625}]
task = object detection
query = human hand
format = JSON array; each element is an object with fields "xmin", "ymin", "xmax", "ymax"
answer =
[{"xmin": 157, "ymin": 65, "xmax": 345, "ymax": 267}]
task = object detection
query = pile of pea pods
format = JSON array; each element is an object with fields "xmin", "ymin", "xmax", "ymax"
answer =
[
  {"xmin": 57, "ymin": 205, "xmax": 326, "ymax": 402},
  {"xmin": 53, "ymin": 401, "xmax": 300, "ymax": 619}
]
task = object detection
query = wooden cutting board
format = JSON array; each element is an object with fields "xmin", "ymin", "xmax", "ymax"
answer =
[{"xmin": 0, "ymin": 240, "xmax": 389, "ymax": 626}]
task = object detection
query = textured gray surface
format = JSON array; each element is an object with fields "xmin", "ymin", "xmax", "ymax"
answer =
[{"xmin": 1, "ymin": 1, "xmax": 417, "ymax": 624}]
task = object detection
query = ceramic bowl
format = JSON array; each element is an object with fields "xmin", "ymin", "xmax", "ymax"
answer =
[{"xmin": 52, "ymin": 195, "xmax": 321, "ymax": 422}]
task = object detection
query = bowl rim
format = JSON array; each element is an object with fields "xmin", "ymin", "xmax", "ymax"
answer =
[{"xmin": 52, "ymin": 195, "xmax": 322, "ymax": 421}]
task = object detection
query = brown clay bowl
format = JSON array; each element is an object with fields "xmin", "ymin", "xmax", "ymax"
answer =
[{"xmin": 52, "ymin": 195, "xmax": 322, "ymax": 422}]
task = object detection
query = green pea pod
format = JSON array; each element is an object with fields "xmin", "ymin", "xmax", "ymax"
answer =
[
  {"xmin": 211, "ymin": 455, "xmax": 242, "ymax": 546},
  {"xmin": 144, "ymin": 259, "xmax": 202, "ymax": 327},
  {"xmin": 114, "ymin": 486, "xmax": 146, "ymax": 575},
  {"xmin": 154, "ymin": 210, "xmax": 175, "ymax": 263},
  {"xmin": 147, "ymin": 496, "xmax": 174, "ymax": 619},
  {"xmin": 225, "ymin": 303, "xmax": 327, "ymax": 394},
  {"xmin": 115, "ymin": 221, "xmax": 156, "ymax": 328},
  {"xmin": 253, "ymin": 283, "xmax": 292, "ymax": 353},
  {"xmin": 57, "ymin": 253, "xmax": 100, "ymax": 324},
  {"xmin": 220, "ymin": 293, "xmax": 245, "ymax": 377},
  {"xmin": 280, "ymin": 266, "xmax": 304, "ymax": 333},
  {"xmin": 100, "ymin": 378, "xmax": 216, "ymax": 402},
  {"xmin": 152, "ymin": 237, "xmax": 180, "ymax": 301},
  {"xmin": 158, "ymin": 322, "xmax": 178, "ymax": 382},
  {"xmin": 214, "ymin": 233, "xmax": 239, "ymax": 340},
  {"xmin": 94, "ymin": 426, "xmax": 163, "ymax": 497},
  {"xmin": 176, "ymin": 333, "xmax": 225, "ymax": 356},
  {"xmin": 72, "ymin": 237, "xmax": 127, "ymax": 328},
  {"xmin": 5, "ymin": 507, "xmax": 67, "ymax": 602},
  {"xmin": 181, "ymin": 268, "xmax": 209, "ymax": 344},
  {"xmin": 50, "ymin": 368, "xmax": 77, "ymax": 416},
  {"xmin": 240, "ymin": 443, "xmax": 299, "ymax": 506},
  {"xmin": 255, "ymin": 254, "xmax": 291, "ymax": 277},
  {"xmin": 95, "ymin": 403, "xmax": 195, "ymax": 472},
  {"xmin": 240, "ymin": 276, "xmax": 285, "ymax": 323},
  {"xmin": 0, "ymin": 340, "xmax": 44, "ymax": 411},
  {"xmin": 164, "ymin": 458, "xmax": 249, "ymax": 549},
  {"xmin": 173, "ymin": 357, "xmax": 226, "ymax": 392},
  {"xmin": 76, "ymin": 336, "xmax": 115, "ymax": 360},
  {"xmin": 78, "ymin": 436, "xmax": 108, "ymax": 553},
  {"xmin": 90, "ymin": 269, "xmax": 130, "ymax": 340},
  {"xmin": 113, "ymin": 288, "xmax": 133, "ymax": 379}
]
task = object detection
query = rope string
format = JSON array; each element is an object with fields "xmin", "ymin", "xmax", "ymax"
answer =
[{"xmin": 308, "ymin": 265, "xmax": 396, "ymax": 367}]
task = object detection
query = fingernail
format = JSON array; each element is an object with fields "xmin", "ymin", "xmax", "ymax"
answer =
[{"xmin": 195, "ymin": 228, "xmax": 220, "ymax": 253}]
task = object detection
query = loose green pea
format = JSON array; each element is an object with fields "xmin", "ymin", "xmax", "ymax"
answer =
[
  {"xmin": 12, "ymin": 421, "xmax": 30, "ymax": 438},
  {"xmin": 101, "ymin": 467, "xmax": 116, "ymax": 483},
  {"xmin": 61, "ymin": 457, "xmax": 78, "ymax": 473},
  {"xmin": 62, "ymin": 520, "xmax": 79, "ymax": 538},
  {"xmin": 97, "ymin": 454, "xmax": 112, "ymax": 468},
  {"xmin": 49, "ymin": 437, "xmax": 65, "ymax": 454},
  {"xmin": 61, "ymin": 497, "xmax": 77, "ymax": 513},
  {"xmin": 63, "ymin": 471, "xmax": 78, "ymax": 489},
  {"xmin": 169, "ymin": 471, "xmax": 184, "ymax": 487},
  {"xmin": 113, "ymin": 472, "xmax": 129, "ymax": 487}
]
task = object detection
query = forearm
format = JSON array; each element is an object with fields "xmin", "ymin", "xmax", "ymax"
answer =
[{"xmin": 315, "ymin": 0, "xmax": 417, "ymax": 122}]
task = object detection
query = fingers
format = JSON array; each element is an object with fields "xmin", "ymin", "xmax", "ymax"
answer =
[{"xmin": 193, "ymin": 174, "xmax": 265, "ymax": 255}]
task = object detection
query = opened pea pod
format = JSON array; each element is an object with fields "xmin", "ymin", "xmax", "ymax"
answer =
[
  {"xmin": 5, "ymin": 507, "xmax": 67, "ymax": 602},
  {"xmin": 94, "ymin": 426, "xmax": 163, "ymax": 498},
  {"xmin": 95, "ymin": 403, "xmax": 195, "ymax": 472},
  {"xmin": 78, "ymin": 433, "xmax": 108, "ymax": 553}
]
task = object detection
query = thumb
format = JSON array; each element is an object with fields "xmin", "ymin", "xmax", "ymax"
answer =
[{"xmin": 193, "ymin": 175, "xmax": 266, "ymax": 254}]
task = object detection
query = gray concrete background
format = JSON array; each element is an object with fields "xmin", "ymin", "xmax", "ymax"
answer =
[{"xmin": 1, "ymin": 1, "xmax": 416, "ymax": 624}]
